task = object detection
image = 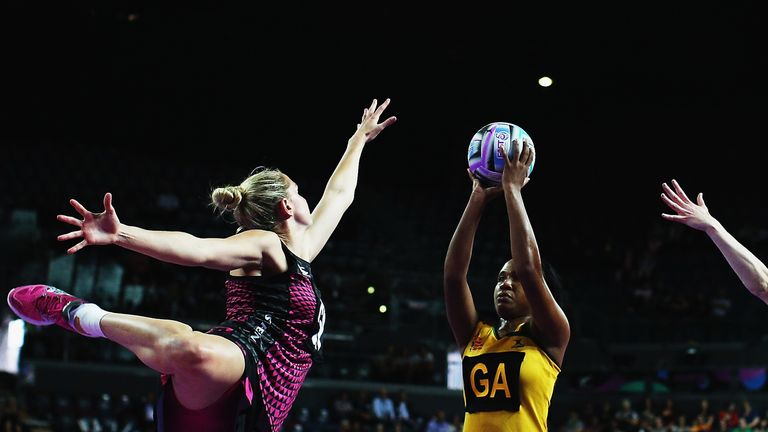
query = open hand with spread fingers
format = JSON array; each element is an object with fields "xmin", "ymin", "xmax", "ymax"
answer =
[
  {"xmin": 353, "ymin": 98, "xmax": 397, "ymax": 143},
  {"xmin": 660, "ymin": 179, "xmax": 718, "ymax": 232},
  {"xmin": 56, "ymin": 192, "xmax": 121, "ymax": 254}
]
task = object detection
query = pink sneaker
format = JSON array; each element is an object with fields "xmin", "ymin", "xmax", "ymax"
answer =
[{"xmin": 6, "ymin": 284, "xmax": 85, "ymax": 333}]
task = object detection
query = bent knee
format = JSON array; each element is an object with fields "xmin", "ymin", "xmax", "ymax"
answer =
[{"xmin": 157, "ymin": 330, "xmax": 210, "ymax": 374}]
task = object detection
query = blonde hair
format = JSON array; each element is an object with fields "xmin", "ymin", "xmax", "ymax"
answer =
[{"xmin": 211, "ymin": 167, "xmax": 289, "ymax": 231}]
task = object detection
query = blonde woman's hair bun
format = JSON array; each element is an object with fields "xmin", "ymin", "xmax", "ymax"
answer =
[{"xmin": 211, "ymin": 185, "xmax": 243, "ymax": 211}]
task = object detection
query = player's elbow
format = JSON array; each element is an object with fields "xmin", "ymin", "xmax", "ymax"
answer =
[
  {"xmin": 755, "ymin": 276, "xmax": 768, "ymax": 304},
  {"xmin": 443, "ymin": 253, "xmax": 470, "ymax": 274},
  {"xmin": 327, "ymin": 185, "xmax": 355, "ymax": 205},
  {"xmin": 339, "ymin": 190, "xmax": 355, "ymax": 208},
  {"xmin": 198, "ymin": 254, "xmax": 224, "ymax": 270},
  {"xmin": 443, "ymin": 267, "xmax": 467, "ymax": 284},
  {"xmin": 443, "ymin": 275, "xmax": 467, "ymax": 292}
]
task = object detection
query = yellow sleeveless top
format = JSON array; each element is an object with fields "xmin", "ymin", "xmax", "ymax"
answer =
[{"xmin": 461, "ymin": 321, "xmax": 560, "ymax": 431}]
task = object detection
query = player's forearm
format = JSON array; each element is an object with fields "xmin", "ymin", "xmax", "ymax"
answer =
[
  {"xmin": 445, "ymin": 197, "xmax": 486, "ymax": 279},
  {"xmin": 322, "ymin": 141, "xmax": 365, "ymax": 204},
  {"xmin": 706, "ymin": 222, "xmax": 768, "ymax": 301},
  {"xmin": 116, "ymin": 224, "xmax": 210, "ymax": 267},
  {"xmin": 504, "ymin": 188, "xmax": 542, "ymax": 275}
]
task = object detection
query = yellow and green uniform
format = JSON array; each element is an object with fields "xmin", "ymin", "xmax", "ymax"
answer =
[{"xmin": 461, "ymin": 321, "xmax": 560, "ymax": 431}]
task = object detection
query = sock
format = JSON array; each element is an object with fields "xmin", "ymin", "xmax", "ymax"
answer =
[{"xmin": 69, "ymin": 303, "xmax": 108, "ymax": 338}]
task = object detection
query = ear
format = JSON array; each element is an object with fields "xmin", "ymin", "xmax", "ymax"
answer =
[{"xmin": 277, "ymin": 198, "xmax": 293, "ymax": 220}]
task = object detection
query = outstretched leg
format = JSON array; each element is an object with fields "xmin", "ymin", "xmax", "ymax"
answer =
[
  {"xmin": 8, "ymin": 284, "xmax": 245, "ymax": 410},
  {"xmin": 101, "ymin": 313, "xmax": 245, "ymax": 409}
]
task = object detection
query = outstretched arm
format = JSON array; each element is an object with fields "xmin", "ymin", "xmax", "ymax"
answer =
[
  {"xmin": 57, "ymin": 193, "xmax": 282, "ymax": 272},
  {"xmin": 501, "ymin": 139, "xmax": 570, "ymax": 360},
  {"xmin": 302, "ymin": 98, "xmax": 397, "ymax": 261},
  {"xmin": 661, "ymin": 179, "xmax": 768, "ymax": 303},
  {"xmin": 443, "ymin": 171, "xmax": 502, "ymax": 349}
]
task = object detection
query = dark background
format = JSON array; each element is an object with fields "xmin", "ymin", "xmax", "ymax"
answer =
[{"xmin": 3, "ymin": 0, "xmax": 766, "ymax": 227}]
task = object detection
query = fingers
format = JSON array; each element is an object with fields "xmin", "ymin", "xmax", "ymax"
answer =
[
  {"xmin": 506, "ymin": 139, "xmax": 534, "ymax": 167},
  {"xmin": 697, "ymin": 192, "xmax": 706, "ymax": 207},
  {"xmin": 518, "ymin": 138, "xmax": 530, "ymax": 162},
  {"xmin": 104, "ymin": 192, "xmax": 114, "ymax": 213},
  {"xmin": 661, "ymin": 213, "xmax": 686, "ymax": 221},
  {"xmin": 380, "ymin": 116, "xmax": 397, "ymax": 129},
  {"xmin": 358, "ymin": 98, "xmax": 392, "ymax": 122},
  {"xmin": 57, "ymin": 214, "xmax": 82, "ymax": 227},
  {"xmin": 466, "ymin": 169, "xmax": 484, "ymax": 187},
  {"xmin": 522, "ymin": 138, "xmax": 535, "ymax": 165},
  {"xmin": 507, "ymin": 139, "xmax": 521, "ymax": 164},
  {"xmin": 57, "ymin": 230, "xmax": 83, "ymax": 242},
  {"xmin": 374, "ymin": 98, "xmax": 391, "ymax": 115},
  {"xmin": 661, "ymin": 182, "xmax": 685, "ymax": 206},
  {"xmin": 69, "ymin": 198, "xmax": 89, "ymax": 217},
  {"xmin": 68, "ymin": 240, "xmax": 88, "ymax": 254},
  {"xmin": 661, "ymin": 193, "xmax": 687, "ymax": 214},
  {"xmin": 356, "ymin": 99, "xmax": 394, "ymax": 139},
  {"xmin": 670, "ymin": 179, "xmax": 692, "ymax": 203}
]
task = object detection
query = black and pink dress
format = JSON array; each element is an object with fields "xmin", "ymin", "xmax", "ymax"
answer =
[{"xmin": 156, "ymin": 242, "xmax": 326, "ymax": 432}]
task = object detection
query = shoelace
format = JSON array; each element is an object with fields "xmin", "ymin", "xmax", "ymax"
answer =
[{"xmin": 34, "ymin": 293, "xmax": 67, "ymax": 322}]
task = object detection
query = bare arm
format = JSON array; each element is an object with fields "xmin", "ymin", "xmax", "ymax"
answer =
[
  {"xmin": 444, "ymin": 173, "xmax": 502, "ymax": 349},
  {"xmin": 112, "ymin": 225, "xmax": 282, "ymax": 271},
  {"xmin": 303, "ymin": 98, "xmax": 397, "ymax": 261},
  {"xmin": 662, "ymin": 179, "xmax": 768, "ymax": 303},
  {"xmin": 57, "ymin": 192, "xmax": 283, "ymax": 272},
  {"xmin": 501, "ymin": 139, "xmax": 570, "ymax": 357}
]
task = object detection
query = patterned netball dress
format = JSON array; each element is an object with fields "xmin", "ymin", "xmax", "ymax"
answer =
[
  {"xmin": 156, "ymin": 241, "xmax": 326, "ymax": 432},
  {"xmin": 461, "ymin": 321, "xmax": 560, "ymax": 431}
]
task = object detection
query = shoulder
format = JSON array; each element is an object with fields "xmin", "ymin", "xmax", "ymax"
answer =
[
  {"xmin": 229, "ymin": 230, "xmax": 290, "ymax": 274},
  {"xmin": 234, "ymin": 229, "xmax": 281, "ymax": 245},
  {"xmin": 467, "ymin": 321, "xmax": 492, "ymax": 345},
  {"xmin": 475, "ymin": 320, "xmax": 492, "ymax": 332},
  {"xmin": 233, "ymin": 230, "xmax": 284, "ymax": 259}
]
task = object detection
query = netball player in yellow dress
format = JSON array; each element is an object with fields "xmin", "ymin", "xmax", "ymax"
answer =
[{"xmin": 444, "ymin": 138, "xmax": 570, "ymax": 431}]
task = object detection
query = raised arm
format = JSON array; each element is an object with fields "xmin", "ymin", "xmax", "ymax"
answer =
[
  {"xmin": 443, "ymin": 171, "xmax": 502, "ymax": 349},
  {"xmin": 661, "ymin": 179, "xmax": 768, "ymax": 304},
  {"xmin": 501, "ymin": 139, "xmax": 570, "ymax": 357},
  {"xmin": 57, "ymin": 192, "xmax": 283, "ymax": 272},
  {"xmin": 302, "ymin": 98, "xmax": 397, "ymax": 261}
]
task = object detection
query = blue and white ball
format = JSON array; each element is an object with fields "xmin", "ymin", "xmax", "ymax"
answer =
[{"xmin": 467, "ymin": 122, "xmax": 535, "ymax": 186}]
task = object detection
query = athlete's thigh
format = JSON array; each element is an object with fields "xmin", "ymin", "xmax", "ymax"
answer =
[{"xmin": 171, "ymin": 332, "xmax": 246, "ymax": 410}]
